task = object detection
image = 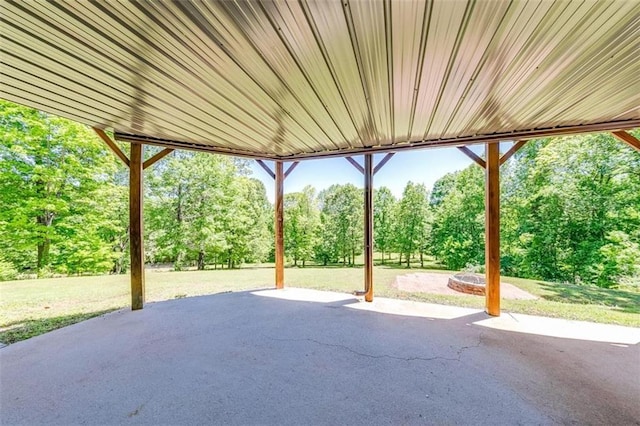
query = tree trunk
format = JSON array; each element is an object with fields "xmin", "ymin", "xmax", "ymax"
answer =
[
  {"xmin": 420, "ymin": 251, "xmax": 424, "ymax": 268},
  {"xmin": 36, "ymin": 212, "xmax": 54, "ymax": 274},
  {"xmin": 176, "ymin": 183, "xmax": 183, "ymax": 222},
  {"xmin": 197, "ymin": 250, "xmax": 205, "ymax": 270},
  {"xmin": 37, "ymin": 238, "xmax": 50, "ymax": 271},
  {"xmin": 406, "ymin": 251, "xmax": 410, "ymax": 268},
  {"xmin": 381, "ymin": 249, "xmax": 385, "ymax": 265}
]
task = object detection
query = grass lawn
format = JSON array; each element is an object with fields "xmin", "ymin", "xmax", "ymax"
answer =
[{"xmin": 1, "ymin": 265, "xmax": 638, "ymax": 344}]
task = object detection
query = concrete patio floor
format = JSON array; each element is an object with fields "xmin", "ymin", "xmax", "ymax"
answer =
[{"xmin": 1, "ymin": 288, "xmax": 639, "ymax": 425}]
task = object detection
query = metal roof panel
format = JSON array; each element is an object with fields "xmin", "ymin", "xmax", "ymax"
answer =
[{"xmin": 1, "ymin": 0, "xmax": 639, "ymax": 158}]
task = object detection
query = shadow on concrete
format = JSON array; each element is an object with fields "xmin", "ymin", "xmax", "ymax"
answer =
[
  {"xmin": 0, "ymin": 309, "xmax": 118, "ymax": 345},
  {"xmin": 1, "ymin": 289, "xmax": 638, "ymax": 425},
  {"xmin": 537, "ymin": 281, "xmax": 640, "ymax": 314}
]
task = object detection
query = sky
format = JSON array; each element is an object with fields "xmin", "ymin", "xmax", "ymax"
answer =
[{"xmin": 250, "ymin": 144, "xmax": 489, "ymax": 203}]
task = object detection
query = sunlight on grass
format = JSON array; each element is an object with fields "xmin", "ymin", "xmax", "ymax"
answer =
[{"xmin": 1, "ymin": 266, "xmax": 638, "ymax": 345}]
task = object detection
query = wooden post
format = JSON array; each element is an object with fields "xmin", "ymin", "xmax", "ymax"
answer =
[
  {"xmin": 129, "ymin": 143, "xmax": 145, "ymax": 310},
  {"xmin": 485, "ymin": 142, "xmax": 500, "ymax": 316},
  {"xmin": 275, "ymin": 161, "xmax": 284, "ymax": 289},
  {"xmin": 364, "ymin": 154, "xmax": 374, "ymax": 302}
]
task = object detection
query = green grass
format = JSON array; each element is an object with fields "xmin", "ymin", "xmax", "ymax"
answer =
[{"xmin": 1, "ymin": 266, "xmax": 638, "ymax": 345}]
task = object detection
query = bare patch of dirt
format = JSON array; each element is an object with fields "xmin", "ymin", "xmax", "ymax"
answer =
[{"xmin": 393, "ymin": 273, "xmax": 537, "ymax": 300}]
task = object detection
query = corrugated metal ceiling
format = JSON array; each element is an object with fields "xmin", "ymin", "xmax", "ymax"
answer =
[{"xmin": 1, "ymin": 0, "xmax": 639, "ymax": 159}]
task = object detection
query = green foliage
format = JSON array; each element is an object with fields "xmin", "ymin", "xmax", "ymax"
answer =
[
  {"xmin": 395, "ymin": 182, "xmax": 430, "ymax": 267},
  {"xmin": 285, "ymin": 186, "xmax": 320, "ymax": 266},
  {"xmin": 373, "ymin": 187, "xmax": 397, "ymax": 264},
  {"xmin": 502, "ymin": 134, "xmax": 640, "ymax": 287},
  {"xmin": 429, "ymin": 166, "xmax": 485, "ymax": 270},
  {"xmin": 0, "ymin": 256, "xmax": 18, "ymax": 281},
  {"xmin": 317, "ymin": 184, "xmax": 363, "ymax": 266},
  {"xmin": 429, "ymin": 133, "xmax": 640, "ymax": 288},
  {"xmin": 145, "ymin": 152, "xmax": 272, "ymax": 270},
  {"xmin": 0, "ymin": 101, "xmax": 127, "ymax": 276}
]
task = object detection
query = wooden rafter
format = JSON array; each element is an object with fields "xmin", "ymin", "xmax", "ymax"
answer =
[
  {"xmin": 255, "ymin": 160, "xmax": 275, "ymax": 179},
  {"xmin": 143, "ymin": 148, "xmax": 174, "ymax": 170},
  {"xmin": 255, "ymin": 160, "xmax": 299, "ymax": 180},
  {"xmin": 373, "ymin": 153, "xmax": 395, "ymax": 175},
  {"xmin": 94, "ymin": 128, "xmax": 130, "ymax": 167},
  {"xmin": 458, "ymin": 146, "xmax": 486, "ymax": 168},
  {"xmin": 347, "ymin": 153, "xmax": 394, "ymax": 176},
  {"xmin": 499, "ymin": 140, "xmax": 527, "ymax": 166},
  {"xmin": 285, "ymin": 162, "xmax": 299, "ymax": 178},
  {"xmin": 612, "ymin": 131, "xmax": 640, "ymax": 152},
  {"xmin": 345, "ymin": 156, "xmax": 364, "ymax": 174}
]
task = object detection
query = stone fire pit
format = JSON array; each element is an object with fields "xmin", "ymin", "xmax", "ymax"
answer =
[{"xmin": 447, "ymin": 273, "xmax": 486, "ymax": 296}]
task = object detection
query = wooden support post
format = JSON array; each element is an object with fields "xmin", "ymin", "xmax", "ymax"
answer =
[
  {"xmin": 364, "ymin": 154, "xmax": 374, "ymax": 302},
  {"xmin": 129, "ymin": 143, "xmax": 145, "ymax": 310},
  {"xmin": 485, "ymin": 142, "xmax": 500, "ymax": 316},
  {"xmin": 275, "ymin": 161, "xmax": 284, "ymax": 289}
]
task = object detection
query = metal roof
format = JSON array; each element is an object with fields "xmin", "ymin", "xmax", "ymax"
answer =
[{"xmin": 1, "ymin": 0, "xmax": 639, "ymax": 159}]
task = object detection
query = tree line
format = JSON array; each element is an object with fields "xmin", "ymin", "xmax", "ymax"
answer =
[{"xmin": 1, "ymin": 101, "xmax": 638, "ymax": 288}]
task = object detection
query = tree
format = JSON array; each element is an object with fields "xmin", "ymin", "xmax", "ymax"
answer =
[
  {"xmin": 145, "ymin": 152, "xmax": 272, "ymax": 270},
  {"xmin": 373, "ymin": 186, "xmax": 397, "ymax": 264},
  {"xmin": 503, "ymin": 133, "xmax": 640, "ymax": 286},
  {"xmin": 395, "ymin": 182, "xmax": 430, "ymax": 267},
  {"xmin": 0, "ymin": 100, "xmax": 126, "ymax": 276},
  {"xmin": 429, "ymin": 166, "xmax": 485, "ymax": 270},
  {"xmin": 317, "ymin": 184, "xmax": 363, "ymax": 266},
  {"xmin": 285, "ymin": 186, "xmax": 320, "ymax": 266}
]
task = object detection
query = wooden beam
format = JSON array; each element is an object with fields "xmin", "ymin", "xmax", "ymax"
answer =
[
  {"xmin": 116, "ymin": 132, "xmax": 280, "ymax": 160},
  {"xmin": 364, "ymin": 154, "xmax": 374, "ymax": 302},
  {"xmin": 458, "ymin": 146, "xmax": 486, "ymax": 168},
  {"xmin": 485, "ymin": 142, "xmax": 500, "ymax": 316},
  {"xmin": 129, "ymin": 143, "xmax": 145, "ymax": 310},
  {"xmin": 115, "ymin": 119, "xmax": 640, "ymax": 161},
  {"xmin": 612, "ymin": 131, "xmax": 640, "ymax": 152},
  {"xmin": 275, "ymin": 161, "xmax": 284, "ymax": 289},
  {"xmin": 94, "ymin": 128, "xmax": 130, "ymax": 168},
  {"xmin": 345, "ymin": 156, "xmax": 364, "ymax": 174},
  {"xmin": 256, "ymin": 160, "xmax": 275, "ymax": 179},
  {"xmin": 143, "ymin": 148, "xmax": 174, "ymax": 170},
  {"xmin": 499, "ymin": 140, "xmax": 527, "ymax": 166},
  {"xmin": 284, "ymin": 161, "xmax": 299, "ymax": 178},
  {"xmin": 373, "ymin": 153, "xmax": 395, "ymax": 175}
]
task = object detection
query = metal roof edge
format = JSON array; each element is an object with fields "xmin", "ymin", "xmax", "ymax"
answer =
[{"xmin": 115, "ymin": 119, "xmax": 640, "ymax": 161}]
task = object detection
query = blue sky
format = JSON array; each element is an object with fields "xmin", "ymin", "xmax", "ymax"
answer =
[{"xmin": 250, "ymin": 144, "xmax": 488, "ymax": 202}]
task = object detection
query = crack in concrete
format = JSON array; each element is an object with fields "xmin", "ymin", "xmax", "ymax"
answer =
[{"xmin": 268, "ymin": 332, "xmax": 484, "ymax": 363}]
